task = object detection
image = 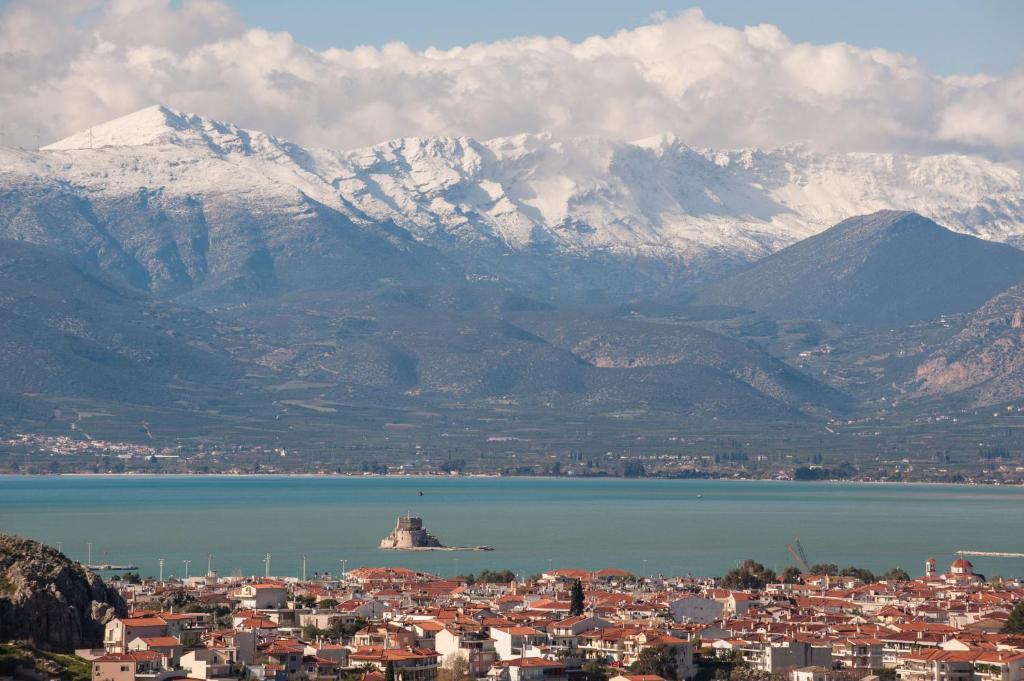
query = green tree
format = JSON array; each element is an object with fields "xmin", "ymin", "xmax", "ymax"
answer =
[
  {"xmin": 1002, "ymin": 602, "xmax": 1024, "ymax": 634},
  {"xmin": 330, "ymin": 617, "xmax": 368, "ymax": 641},
  {"xmin": 780, "ymin": 566, "xmax": 802, "ymax": 584},
  {"xmin": 569, "ymin": 578, "xmax": 586, "ymax": 616},
  {"xmin": 882, "ymin": 568, "xmax": 910, "ymax": 582},
  {"xmin": 809, "ymin": 563, "xmax": 838, "ymax": 576},
  {"xmin": 318, "ymin": 598, "xmax": 340, "ymax": 608},
  {"xmin": 302, "ymin": 624, "xmax": 326, "ymax": 642},
  {"xmin": 477, "ymin": 569, "xmax": 516, "ymax": 584},
  {"xmin": 343, "ymin": 663, "xmax": 378, "ymax": 681},
  {"xmin": 438, "ymin": 655, "xmax": 472, "ymax": 681},
  {"xmin": 721, "ymin": 560, "xmax": 776, "ymax": 590},
  {"xmin": 839, "ymin": 566, "xmax": 876, "ymax": 583},
  {"xmin": 582, "ymin": 660, "xmax": 611, "ymax": 681},
  {"xmin": 630, "ymin": 645, "xmax": 677, "ymax": 681},
  {"xmin": 384, "ymin": 661, "xmax": 396, "ymax": 681},
  {"xmin": 729, "ymin": 667, "xmax": 779, "ymax": 681}
]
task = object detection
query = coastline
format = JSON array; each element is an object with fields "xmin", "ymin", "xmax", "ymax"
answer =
[{"xmin": 0, "ymin": 472, "xmax": 1018, "ymax": 487}]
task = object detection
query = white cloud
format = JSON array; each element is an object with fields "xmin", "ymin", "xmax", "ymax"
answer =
[{"xmin": 0, "ymin": 0, "xmax": 1021, "ymax": 158}]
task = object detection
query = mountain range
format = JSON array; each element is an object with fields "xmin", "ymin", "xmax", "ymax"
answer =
[
  {"xmin": 3, "ymin": 106, "xmax": 1024, "ymax": 453},
  {"xmin": 2, "ymin": 105, "xmax": 1022, "ymax": 302}
]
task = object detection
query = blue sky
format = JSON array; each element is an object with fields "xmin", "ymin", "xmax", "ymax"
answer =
[
  {"xmin": 235, "ymin": 0, "xmax": 1023, "ymax": 75},
  {"xmin": 2, "ymin": 0, "xmax": 1021, "ymax": 154}
]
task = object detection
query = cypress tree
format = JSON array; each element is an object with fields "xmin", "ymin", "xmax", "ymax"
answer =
[
  {"xmin": 570, "ymin": 578, "xmax": 585, "ymax": 616},
  {"xmin": 1003, "ymin": 602, "xmax": 1024, "ymax": 634}
]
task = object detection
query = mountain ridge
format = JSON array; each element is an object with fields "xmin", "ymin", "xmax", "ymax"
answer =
[
  {"xmin": 3, "ymin": 105, "xmax": 1021, "ymax": 304},
  {"xmin": 698, "ymin": 211, "xmax": 1024, "ymax": 326}
]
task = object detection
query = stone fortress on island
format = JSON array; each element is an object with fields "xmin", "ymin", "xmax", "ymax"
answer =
[{"xmin": 379, "ymin": 515, "xmax": 493, "ymax": 551}]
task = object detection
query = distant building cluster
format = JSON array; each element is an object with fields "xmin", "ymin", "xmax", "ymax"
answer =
[
  {"xmin": 75, "ymin": 557, "xmax": 1024, "ymax": 681},
  {"xmin": 2, "ymin": 433, "xmax": 160, "ymax": 457}
]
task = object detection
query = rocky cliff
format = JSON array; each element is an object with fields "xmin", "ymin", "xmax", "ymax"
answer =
[
  {"xmin": 913, "ymin": 284, "xmax": 1024, "ymax": 406},
  {"xmin": 0, "ymin": 534, "xmax": 127, "ymax": 651}
]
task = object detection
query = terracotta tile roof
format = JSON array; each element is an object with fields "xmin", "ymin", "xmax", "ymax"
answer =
[{"xmin": 137, "ymin": 636, "xmax": 182, "ymax": 647}]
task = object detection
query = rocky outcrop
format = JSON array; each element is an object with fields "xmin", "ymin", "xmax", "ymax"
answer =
[
  {"xmin": 913, "ymin": 284, "xmax": 1024, "ymax": 406},
  {"xmin": 0, "ymin": 534, "xmax": 127, "ymax": 651}
]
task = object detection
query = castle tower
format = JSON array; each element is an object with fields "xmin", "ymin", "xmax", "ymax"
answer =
[{"xmin": 379, "ymin": 515, "xmax": 444, "ymax": 549}]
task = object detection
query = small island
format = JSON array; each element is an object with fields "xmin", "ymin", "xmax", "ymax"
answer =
[{"xmin": 379, "ymin": 515, "xmax": 493, "ymax": 551}]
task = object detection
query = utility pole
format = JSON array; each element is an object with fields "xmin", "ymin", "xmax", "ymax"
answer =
[
  {"xmin": 183, "ymin": 560, "xmax": 191, "ymax": 579},
  {"xmin": 159, "ymin": 558, "xmax": 165, "ymax": 583}
]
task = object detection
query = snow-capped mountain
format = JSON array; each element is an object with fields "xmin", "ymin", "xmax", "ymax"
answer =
[{"xmin": 3, "ymin": 104, "xmax": 1024, "ymax": 300}]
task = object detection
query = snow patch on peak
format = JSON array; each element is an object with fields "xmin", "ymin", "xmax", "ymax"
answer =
[
  {"xmin": 42, "ymin": 105, "xmax": 286, "ymax": 156},
  {"xmin": 18, "ymin": 107, "xmax": 1024, "ymax": 269},
  {"xmin": 44, "ymin": 105, "xmax": 191, "ymax": 150},
  {"xmin": 631, "ymin": 132, "xmax": 688, "ymax": 155}
]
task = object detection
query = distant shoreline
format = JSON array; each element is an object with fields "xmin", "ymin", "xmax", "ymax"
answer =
[{"xmin": 0, "ymin": 472, "xmax": 1019, "ymax": 487}]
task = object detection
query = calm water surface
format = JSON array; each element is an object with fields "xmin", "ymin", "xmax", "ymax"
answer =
[{"xmin": 1, "ymin": 476, "xmax": 1022, "ymax": 580}]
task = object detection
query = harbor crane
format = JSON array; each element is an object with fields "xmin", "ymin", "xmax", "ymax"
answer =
[{"xmin": 786, "ymin": 538, "xmax": 812, "ymax": 573}]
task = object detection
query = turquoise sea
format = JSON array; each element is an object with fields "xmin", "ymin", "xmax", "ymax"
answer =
[{"xmin": 1, "ymin": 475, "xmax": 1022, "ymax": 581}]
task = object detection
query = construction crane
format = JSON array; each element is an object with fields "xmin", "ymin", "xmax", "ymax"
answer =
[{"xmin": 786, "ymin": 538, "xmax": 812, "ymax": 573}]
